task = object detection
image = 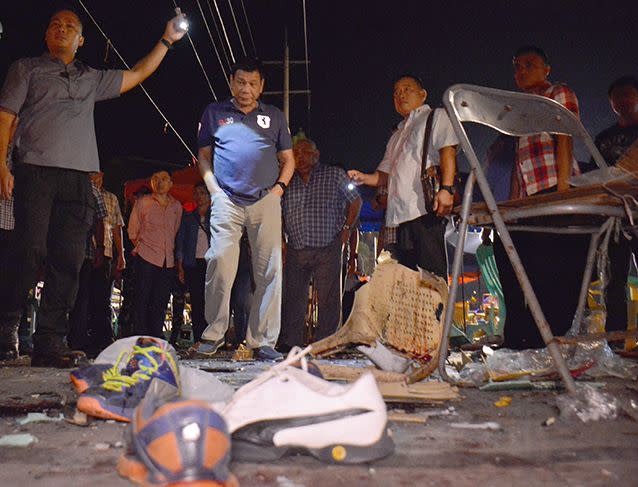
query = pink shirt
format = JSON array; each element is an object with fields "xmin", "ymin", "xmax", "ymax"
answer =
[{"xmin": 128, "ymin": 194, "xmax": 183, "ymax": 268}]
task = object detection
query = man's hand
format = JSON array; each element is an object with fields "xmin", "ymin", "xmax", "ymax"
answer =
[
  {"xmin": 347, "ymin": 170, "xmax": 365, "ymax": 185},
  {"xmin": 270, "ymin": 184, "xmax": 284, "ymax": 197},
  {"xmin": 163, "ymin": 13, "xmax": 189, "ymax": 44},
  {"xmin": 433, "ymin": 189, "xmax": 454, "ymax": 216},
  {"xmin": 177, "ymin": 264, "xmax": 185, "ymax": 284},
  {"xmin": 116, "ymin": 255, "xmax": 126, "ymax": 272},
  {"xmin": 0, "ymin": 165, "xmax": 14, "ymax": 200},
  {"xmin": 93, "ymin": 248, "xmax": 105, "ymax": 269}
]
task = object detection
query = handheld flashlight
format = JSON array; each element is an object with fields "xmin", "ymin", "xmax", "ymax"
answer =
[
  {"xmin": 347, "ymin": 182, "xmax": 355, "ymax": 191},
  {"xmin": 174, "ymin": 7, "xmax": 189, "ymax": 32}
]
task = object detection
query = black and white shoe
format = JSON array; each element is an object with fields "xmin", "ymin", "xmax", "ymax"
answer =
[{"xmin": 222, "ymin": 346, "xmax": 394, "ymax": 464}]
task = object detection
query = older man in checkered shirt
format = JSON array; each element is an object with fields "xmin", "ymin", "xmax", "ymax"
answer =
[{"xmin": 279, "ymin": 139, "xmax": 362, "ymax": 351}]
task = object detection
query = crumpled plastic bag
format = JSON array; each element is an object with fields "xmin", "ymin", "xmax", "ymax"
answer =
[{"xmin": 556, "ymin": 384, "xmax": 619, "ymax": 422}]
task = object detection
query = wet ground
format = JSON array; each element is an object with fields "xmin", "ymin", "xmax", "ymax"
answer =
[{"xmin": 1, "ymin": 355, "xmax": 638, "ymax": 487}]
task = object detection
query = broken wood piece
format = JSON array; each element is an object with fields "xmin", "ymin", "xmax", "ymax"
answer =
[
  {"xmin": 378, "ymin": 380, "xmax": 460, "ymax": 403},
  {"xmin": 387, "ymin": 412, "xmax": 427, "ymax": 424},
  {"xmin": 316, "ymin": 363, "xmax": 407, "ymax": 383}
]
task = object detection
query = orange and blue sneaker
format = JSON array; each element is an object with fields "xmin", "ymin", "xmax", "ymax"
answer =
[
  {"xmin": 70, "ymin": 336, "xmax": 155, "ymax": 394},
  {"xmin": 118, "ymin": 395, "xmax": 239, "ymax": 487},
  {"xmin": 77, "ymin": 337, "xmax": 180, "ymax": 423}
]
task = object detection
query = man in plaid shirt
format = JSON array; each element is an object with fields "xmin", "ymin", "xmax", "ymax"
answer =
[
  {"xmin": 279, "ymin": 139, "xmax": 362, "ymax": 350},
  {"xmin": 511, "ymin": 46, "xmax": 580, "ymax": 198},
  {"xmin": 494, "ymin": 46, "xmax": 590, "ymax": 350}
]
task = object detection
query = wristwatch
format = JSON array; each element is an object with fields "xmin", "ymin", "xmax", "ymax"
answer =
[
  {"xmin": 275, "ymin": 181, "xmax": 287, "ymax": 192},
  {"xmin": 440, "ymin": 185, "xmax": 456, "ymax": 195}
]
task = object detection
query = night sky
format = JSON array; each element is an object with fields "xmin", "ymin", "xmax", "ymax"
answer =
[{"xmin": 1, "ymin": 0, "xmax": 636, "ymax": 180}]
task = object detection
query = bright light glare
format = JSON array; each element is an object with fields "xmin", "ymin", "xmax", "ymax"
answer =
[{"xmin": 347, "ymin": 182, "xmax": 355, "ymax": 190}]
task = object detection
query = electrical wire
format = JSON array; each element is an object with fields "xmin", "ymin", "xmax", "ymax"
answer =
[
  {"xmin": 239, "ymin": 0, "xmax": 257, "ymax": 57},
  {"xmin": 227, "ymin": 0, "xmax": 246, "ymax": 56},
  {"xmin": 206, "ymin": 0, "xmax": 232, "ymax": 72},
  {"xmin": 171, "ymin": 0, "xmax": 218, "ymax": 99},
  {"xmin": 194, "ymin": 0, "xmax": 231, "ymax": 85},
  {"xmin": 211, "ymin": 0, "xmax": 236, "ymax": 64},
  {"xmin": 302, "ymin": 0, "xmax": 311, "ymax": 115},
  {"xmin": 76, "ymin": 0, "xmax": 196, "ymax": 160}
]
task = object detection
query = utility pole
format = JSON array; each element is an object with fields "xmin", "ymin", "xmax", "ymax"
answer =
[{"xmin": 262, "ymin": 31, "xmax": 310, "ymax": 125}]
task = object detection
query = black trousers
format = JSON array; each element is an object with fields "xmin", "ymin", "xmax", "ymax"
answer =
[
  {"xmin": 604, "ymin": 237, "xmax": 632, "ymax": 332},
  {"xmin": 0, "ymin": 165, "xmax": 93, "ymax": 349},
  {"xmin": 68, "ymin": 258, "xmax": 114, "ymax": 352},
  {"xmin": 280, "ymin": 237, "xmax": 342, "ymax": 348},
  {"xmin": 396, "ymin": 213, "xmax": 447, "ymax": 278},
  {"xmin": 494, "ymin": 232, "xmax": 590, "ymax": 349},
  {"xmin": 184, "ymin": 259, "xmax": 207, "ymax": 342},
  {"xmin": 132, "ymin": 256, "xmax": 173, "ymax": 338}
]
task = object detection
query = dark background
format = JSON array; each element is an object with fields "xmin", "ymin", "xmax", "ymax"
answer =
[{"xmin": 1, "ymin": 0, "xmax": 636, "ymax": 186}]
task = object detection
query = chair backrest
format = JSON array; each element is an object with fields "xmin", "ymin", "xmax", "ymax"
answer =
[{"xmin": 443, "ymin": 84, "xmax": 608, "ymax": 169}]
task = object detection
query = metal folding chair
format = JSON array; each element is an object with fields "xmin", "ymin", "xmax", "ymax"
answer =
[{"xmin": 437, "ymin": 84, "xmax": 615, "ymax": 394}]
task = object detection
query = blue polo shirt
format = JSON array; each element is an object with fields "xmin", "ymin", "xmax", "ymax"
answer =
[{"xmin": 197, "ymin": 99, "xmax": 292, "ymax": 205}]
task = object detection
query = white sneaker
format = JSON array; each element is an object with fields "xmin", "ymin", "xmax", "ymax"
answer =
[{"xmin": 221, "ymin": 346, "xmax": 394, "ymax": 463}]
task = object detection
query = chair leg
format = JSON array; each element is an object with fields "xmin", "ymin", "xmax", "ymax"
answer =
[{"xmin": 436, "ymin": 171, "xmax": 476, "ymax": 383}]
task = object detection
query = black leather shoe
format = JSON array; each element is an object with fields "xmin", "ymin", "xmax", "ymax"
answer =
[
  {"xmin": 0, "ymin": 320, "xmax": 20, "ymax": 361},
  {"xmin": 31, "ymin": 349, "xmax": 87, "ymax": 368}
]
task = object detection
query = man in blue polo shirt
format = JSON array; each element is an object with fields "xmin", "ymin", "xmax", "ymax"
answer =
[
  {"xmin": 195, "ymin": 57, "xmax": 295, "ymax": 361},
  {"xmin": 0, "ymin": 7, "xmax": 186, "ymax": 366}
]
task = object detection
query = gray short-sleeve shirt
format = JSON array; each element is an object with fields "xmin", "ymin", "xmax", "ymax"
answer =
[{"xmin": 0, "ymin": 54, "xmax": 123, "ymax": 172}]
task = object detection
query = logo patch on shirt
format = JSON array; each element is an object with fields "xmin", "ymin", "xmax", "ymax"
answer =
[
  {"xmin": 218, "ymin": 117, "xmax": 234, "ymax": 126},
  {"xmin": 257, "ymin": 115, "xmax": 271, "ymax": 129}
]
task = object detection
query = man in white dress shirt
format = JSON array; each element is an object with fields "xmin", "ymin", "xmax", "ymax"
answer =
[{"xmin": 348, "ymin": 75, "xmax": 458, "ymax": 278}]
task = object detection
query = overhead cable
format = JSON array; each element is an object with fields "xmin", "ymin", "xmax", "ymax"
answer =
[
  {"xmin": 206, "ymin": 0, "xmax": 232, "ymax": 72},
  {"xmin": 302, "ymin": 0, "xmax": 311, "ymax": 114},
  {"xmin": 211, "ymin": 0, "xmax": 236, "ymax": 64},
  {"xmin": 227, "ymin": 0, "xmax": 247, "ymax": 56},
  {"xmin": 171, "ymin": 0, "xmax": 218, "ymax": 99},
  {"xmin": 76, "ymin": 0, "xmax": 196, "ymax": 160},
  {"xmin": 194, "ymin": 0, "xmax": 232, "ymax": 85},
  {"xmin": 239, "ymin": 0, "xmax": 257, "ymax": 57}
]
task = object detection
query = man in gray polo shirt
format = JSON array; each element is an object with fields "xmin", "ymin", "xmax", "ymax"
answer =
[{"xmin": 0, "ymin": 7, "xmax": 186, "ymax": 366}]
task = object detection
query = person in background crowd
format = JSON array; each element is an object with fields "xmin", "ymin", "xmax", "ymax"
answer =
[
  {"xmin": 494, "ymin": 46, "xmax": 589, "ymax": 349},
  {"xmin": 279, "ymin": 139, "xmax": 361, "ymax": 351},
  {"xmin": 348, "ymin": 74, "xmax": 459, "ymax": 279},
  {"xmin": 128, "ymin": 171, "xmax": 182, "ymax": 338},
  {"xmin": 594, "ymin": 75, "xmax": 638, "ymax": 334},
  {"xmin": 176, "ymin": 182, "xmax": 211, "ymax": 344}
]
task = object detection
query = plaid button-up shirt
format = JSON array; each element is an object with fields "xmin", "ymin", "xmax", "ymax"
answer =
[
  {"xmin": 516, "ymin": 82, "xmax": 580, "ymax": 197},
  {"xmin": 0, "ymin": 197, "xmax": 14, "ymax": 231},
  {"xmin": 101, "ymin": 190, "xmax": 124, "ymax": 259},
  {"xmin": 86, "ymin": 181, "xmax": 108, "ymax": 260},
  {"xmin": 283, "ymin": 164, "xmax": 359, "ymax": 250}
]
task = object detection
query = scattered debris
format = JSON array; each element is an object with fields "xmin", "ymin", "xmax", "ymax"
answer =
[
  {"xmin": 94, "ymin": 442, "xmax": 111, "ymax": 451},
  {"xmin": 368, "ymin": 468, "xmax": 376, "ymax": 475},
  {"xmin": 556, "ymin": 384, "xmax": 619, "ymax": 422},
  {"xmin": 232, "ymin": 344, "xmax": 254, "ymax": 361},
  {"xmin": 378, "ymin": 380, "xmax": 459, "ymax": 403},
  {"xmin": 64, "ymin": 409, "xmax": 91, "ymax": 427},
  {"xmin": 0, "ymin": 433, "xmax": 38, "ymax": 447},
  {"xmin": 387, "ymin": 412, "xmax": 427, "ymax": 424},
  {"xmin": 276, "ymin": 475, "xmax": 305, "ymax": 487},
  {"xmin": 17, "ymin": 412, "xmax": 63, "ymax": 425},
  {"xmin": 450, "ymin": 422, "xmax": 502, "ymax": 431},
  {"xmin": 542, "ymin": 416, "xmax": 556, "ymax": 427},
  {"xmin": 317, "ymin": 363, "xmax": 406, "ymax": 383},
  {"xmin": 494, "ymin": 396, "xmax": 512, "ymax": 408}
]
